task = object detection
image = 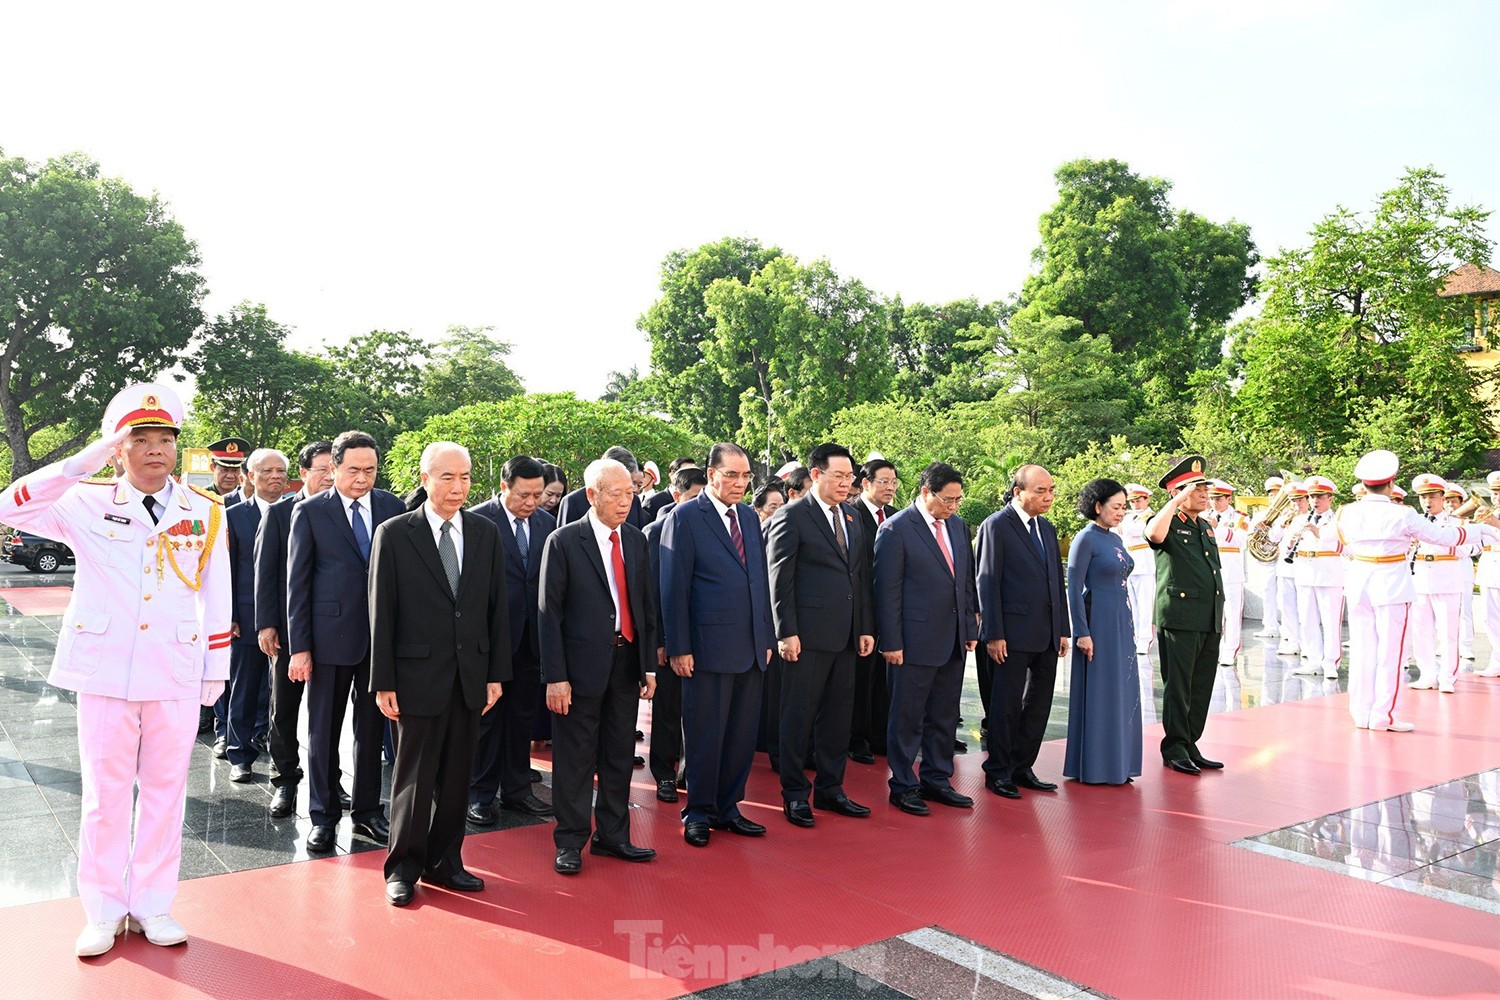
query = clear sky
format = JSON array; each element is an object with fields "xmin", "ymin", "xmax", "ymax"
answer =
[{"xmin": 7, "ymin": 1, "xmax": 1496, "ymax": 397}]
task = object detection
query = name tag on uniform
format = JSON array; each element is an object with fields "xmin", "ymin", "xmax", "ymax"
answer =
[
  {"xmin": 104, "ymin": 514, "xmax": 131, "ymax": 525},
  {"xmin": 1175, "ymin": 529, "xmax": 1193, "ymax": 539}
]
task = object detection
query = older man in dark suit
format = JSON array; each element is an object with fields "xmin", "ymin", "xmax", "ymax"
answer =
[
  {"xmin": 370, "ymin": 442, "xmax": 510, "ymax": 905},
  {"xmin": 254, "ymin": 440, "xmax": 332, "ymax": 817},
  {"xmin": 540, "ymin": 458, "xmax": 658, "ymax": 874},
  {"xmin": 660, "ymin": 443, "xmax": 775, "ymax": 847},
  {"xmin": 848, "ymin": 457, "xmax": 898, "ymax": 764},
  {"xmin": 874, "ymin": 462, "xmax": 979, "ymax": 816},
  {"xmin": 466, "ymin": 455, "xmax": 555, "ymax": 823},
  {"xmin": 287, "ymin": 430, "xmax": 405, "ymax": 853},
  {"xmin": 766, "ymin": 443, "xmax": 875, "ymax": 827},
  {"xmin": 975, "ymin": 463, "xmax": 1070, "ymax": 800}
]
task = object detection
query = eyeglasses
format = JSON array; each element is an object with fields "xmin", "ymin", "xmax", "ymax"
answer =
[
  {"xmin": 933, "ymin": 493, "xmax": 963, "ymax": 507},
  {"xmin": 822, "ymin": 471, "xmax": 854, "ymax": 483},
  {"xmin": 871, "ymin": 477, "xmax": 899, "ymax": 488}
]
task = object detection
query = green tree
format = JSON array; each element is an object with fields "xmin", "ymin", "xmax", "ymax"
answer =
[
  {"xmin": 386, "ymin": 393, "xmax": 706, "ymax": 500},
  {"xmin": 321, "ymin": 329, "xmax": 433, "ymax": 457},
  {"xmin": 1050, "ymin": 436, "xmax": 1176, "ymax": 541},
  {"xmin": 638, "ymin": 236, "xmax": 783, "ymax": 441},
  {"xmin": 887, "ymin": 297, "xmax": 1013, "ymax": 406},
  {"xmin": 421, "ymin": 325, "xmax": 523, "ymax": 410},
  {"xmin": 0, "ymin": 149, "xmax": 205, "ymax": 476}
]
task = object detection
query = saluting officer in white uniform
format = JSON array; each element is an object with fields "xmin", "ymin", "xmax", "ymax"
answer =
[
  {"xmin": 1253, "ymin": 476, "xmax": 1285, "ymax": 639},
  {"xmin": 1207, "ymin": 480, "xmax": 1248, "ymax": 666},
  {"xmin": 1409, "ymin": 475, "xmax": 1469, "ymax": 693},
  {"xmin": 1291, "ymin": 476, "xmax": 1345, "ymax": 680},
  {"xmin": 1443, "ymin": 483, "xmax": 1480, "ymax": 663},
  {"xmin": 0, "ymin": 384, "xmax": 230, "ymax": 957},
  {"xmin": 1270, "ymin": 482, "xmax": 1310, "ymax": 655},
  {"xmin": 1113, "ymin": 483, "xmax": 1156, "ymax": 655},
  {"xmin": 1341, "ymin": 452, "xmax": 1484, "ymax": 732},
  {"xmin": 1475, "ymin": 471, "xmax": 1500, "ymax": 678}
]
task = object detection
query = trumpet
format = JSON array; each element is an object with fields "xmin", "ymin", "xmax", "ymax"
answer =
[{"xmin": 1248, "ymin": 469, "xmax": 1297, "ymax": 563}]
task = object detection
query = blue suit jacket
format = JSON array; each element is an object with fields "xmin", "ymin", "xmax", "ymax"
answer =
[
  {"xmin": 974, "ymin": 505, "xmax": 1070, "ymax": 653},
  {"xmin": 286, "ymin": 487, "xmax": 404, "ymax": 665},
  {"xmin": 659, "ymin": 492, "xmax": 773, "ymax": 673},
  {"xmin": 469, "ymin": 496, "xmax": 554, "ymax": 660},
  {"xmin": 873, "ymin": 505, "xmax": 978, "ymax": 666},
  {"xmin": 225, "ymin": 499, "xmax": 264, "ymax": 648}
]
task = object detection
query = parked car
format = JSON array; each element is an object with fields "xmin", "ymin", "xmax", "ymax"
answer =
[{"xmin": 2, "ymin": 529, "xmax": 75, "ymax": 573}]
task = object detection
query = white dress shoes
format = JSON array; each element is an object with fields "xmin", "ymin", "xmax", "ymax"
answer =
[
  {"xmin": 1372, "ymin": 720, "xmax": 1416, "ymax": 733},
  {"xmin": 128, "ymin": 913, "xmax": 187, "ymax": 946},
  {"xmin": 75, "ymin": 918, "xmax": 126, "ymax": 957}
]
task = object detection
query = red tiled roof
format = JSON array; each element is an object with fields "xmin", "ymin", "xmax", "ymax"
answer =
[{"xmin": 1439, "ymin": 262, "xmax": 1500, "ymax": 297}]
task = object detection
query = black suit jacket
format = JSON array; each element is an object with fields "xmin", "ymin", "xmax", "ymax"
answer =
[
  {"xmin": 470, "ymin": 496, "xmax": 555, "ymax": 660},
  {"xmin": 851, "ymin": 499, "xmax": 895, "ymax": 564},
  {"xmin": 287, "ymin": 487, "xmax": 406, "ymax": 665},
  {"xmin": 765, "ymin": 496, "xmax": 874, "ymax": 652},
  {"xmin": 641, "ymin": 490, "xmax": 675, "ymax": 525},
  {"xmin": 557, "ymin": 487, "xmax": 645, "ymax": 530},
  {"xmin": 538, "ymin": 516, "xmax": 657, "ymax": 699},
  {"xmin": 225, "ymin": 499, "xmax": 264, "ymax": 648},
  {"xmin": 368, "ymin": 508, "xmax": 512, "ymax": 715},
  {"xmin": 975, "ymin": 505, "xmax": 1070, "ymax": 653},
  {"xmin": 253, "ymin": 492, "xmax": 301, "ymax": 639}
]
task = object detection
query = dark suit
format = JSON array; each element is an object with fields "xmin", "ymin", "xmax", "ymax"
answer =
[
  {"xmin": 254, "ymin": 491, "xmax": 305, "ymax": 788},
  {"xmin": 287, "ymin": 487, "xmax": 405, "ymax": 827},
  {"xmin": 539, "ymin": 515, "xmax": 657, "ymax": 850},
  {"xmin": 643, "ymin": 505, "xmax": 683, "ymax": 783},
  {"xmin": 975, "ymin": 505, "xmax": 1070, "ymax": 782},
  {"xmin": 1149, "ymin": 510, "xmax": 1224, "ymax": 761},
  {"xmin": 642, "ymin": 489, "xmax": 675, "ymax": 525},
  {"xmin": 850, "ymin": 498, "xmax": 894, "ymax": 757},
  {"xmin": 660, "ymin": 493, "xmax": 774, "ymax": 825},
  {"xmin": 874, "ymin": 505, "xmax": 978, "ymax": 795},
  {"xmin": 225, "ymin": 498, "xmax": 270, "ymax": 767},
  {"xmin": 467, "ymin": 497, "xmax": 554, "ymax": 808},
  {"xmin": 765, "ymin": 496, "xmax": 873, "ymax": 804},
  {"xmin": 370, "ymin": 508, "xmax": 511, "ymax": 883},
  {"xmin": 558, "ymin": 486, "xmax": 645, "ymax": 530}
]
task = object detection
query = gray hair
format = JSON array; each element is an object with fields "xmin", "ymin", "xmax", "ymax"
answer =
[
  {"xmin": 246, "ymin": 448, "xmax": 289, "ymax": 474},
  {"xmin": 601, "ymin": 446, "xmax": 639, "ymax": 474},
  {"xmin": 420, "ymin": 441, "xmax": 471, "ymax": 474},
  {"xmin": 584, "ymin": 458, "xmax": 631, "ymax": 490}
]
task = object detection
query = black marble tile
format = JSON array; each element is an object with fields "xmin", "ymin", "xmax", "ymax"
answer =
[
  {"xmin": 8, "ymin": 734, "xmax": 80, "ymax": 762},
  {"xmin": 177, "ymin": 834, "xmax": 231, "ymax": 880},
  {"xmin": 0, "ymin": 760, "xmax": 33, "ymax": 790},
  {"xmin": 688, "ymin": 957, "xmax": 909, "ymax": 999},
  {"xmin": 1433, "ymin": 843, "xmax": 1500, "ymax": 879},
  {"xmin": 0, "ymin": 813, "xmax": 71, "ymax": 860},
  {"xmin": 25, "ymin": 755, "xmax": 80, "ymax": 790}
]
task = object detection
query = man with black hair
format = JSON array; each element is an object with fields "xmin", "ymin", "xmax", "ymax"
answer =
[
  {"xmin": 643, "ymin": 457, "xmax": 697, "ymax": 523},
  {"xmin": 849, "ymin": 458, "xmax": 897, "ymax": 763},
  {"xmin": 766, "ymin": 443, "xmax": 875, "ymax": 827}
]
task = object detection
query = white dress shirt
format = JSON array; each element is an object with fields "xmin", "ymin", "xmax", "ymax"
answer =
[{"xmin": 423, "ymin": 501, "xmax": 464, "ymax": 565}]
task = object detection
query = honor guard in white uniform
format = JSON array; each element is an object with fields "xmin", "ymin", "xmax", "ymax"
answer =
[
  {"xmin": 1290, "ymin": 476, "xmax": 1344, "ymax": 679},
  {"xmin": 1115, "ymin": 483, "xmax": 1157, "ymax": 655},
  {"xmin": 1408, "ymin": 475, "xmax": 1469, "ymax": 693},
  {"xmin": 0, "ymin": 384, "xmax": 230, "ymax": 957},
  {"xmin": 1443, "ymin": 483, "xmax": 1480, "ymax": 662},
  {"xmin": 1254, "ymin": 476, "xmax": 1285, "ymax": 638},
  {"xmin": 1270, "ymin": 482, "xmax": 1310, "ymax": 655},
  {"xmin": 1475, "ymin": 471, "xmax": 1500, "ymax": 678},
  {"xmin": 1207, "ymin": 480, "xmax": 1248, "ymax": 665},
  {"xmin": 1340, "ymin": 452, "xmax": 1481, "ymax": 731}
]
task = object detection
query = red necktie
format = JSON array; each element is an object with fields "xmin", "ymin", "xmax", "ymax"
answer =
[
  {"xmin": 610, "ymin": 529, "xmax": 635, "ymax": 643},
  {"xmin": 876, "ymin": 508, "xmax": 885, "ymax": 525},
  {"xmin": 727, "ymin": 508, "xmax": 746, "ymax": 565},
  {"xmin": 933, "ymin": 519, "xmax": 955, "ymax": 575}
]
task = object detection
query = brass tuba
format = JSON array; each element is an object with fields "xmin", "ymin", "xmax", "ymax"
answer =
[
  {"xmin": 1248, "ymin": 470, "xmax": 1297, "ymax": 563},
  {"xmin": 1454, "ymin": 495, "xmax": 1493, "ymax": 522}
]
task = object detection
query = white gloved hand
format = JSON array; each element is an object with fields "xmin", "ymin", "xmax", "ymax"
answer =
[
  {"xmin": 61, "ymin": 427, "xmax": 131, "ymax": 479},
  {"xmin": 199, "ymin": 680, "xmax": 225, "ymax": 707}
]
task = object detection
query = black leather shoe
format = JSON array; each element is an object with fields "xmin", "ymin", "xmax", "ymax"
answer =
[
  {"xmin": 889, "ymin": 789, "xmax": 930, "ymax": 816},
  {"xmin": 229, "ymin": 763, "xmax": 253, "ymax": 783},
  {"xmin": 590, "ymin": 839, "xmax": 657, "ymax": 862},
  {"xmin": 530, "ymin": 768, "xmax": 543, "ymax": 783},
  {"xmin": 501, "ymin": 794, "xmax": 554, "ymax": 817},
  {"xmin": 467, "ymin": 802, "xmax": 497, "ymax": 826},
  {"xmin": 1165, "ymin": 757, "xmax": 1202, "ymax": 775},
  {"xmin": 986, "ymin": 777, "xmax": 1022, "ymax": 799},
  {"xmin": 634, "ymin": 729, "xmax": 645, "ymax": 741},
  {"xmin": 656, "ymin": 780, "xmax": 679, "ymax": 803},
  {"xmin": 1014, "ymin": 768, "xmax": 1058, "ymax": 792},
  {"xmin": 352, "ymin": 815, "xmax": 390, "ymax": 844},
  {"xmin": 918, "ymin": 783, "xmax": 974, "ymax": 808},
  {"xmin": 848, "ymin": 748, "xmax": 876, "ymax": 765},
  {"xmin": 306, "ymin": 825, "xmax": 336, "ymax": 853},
  {"xmin": 633, "ymin": 755, "xmax": 646, "ymax": 768},
  {"xmin": 339, "ymin": 789, "xmax": 352, "ymax": 810},
  {"xmin": 554, "ymin": 848, "xmax": 582, "ymax": 874},
  {"xmin": 1191, "ymin": 755, "xmax": 1225, "ymax": 770},
  {"xmin": 251, "ymin": 734, "xmax": 270, "ymax": 754},
  {"xmin": 711, "ymin": 816, "xmax": 766, "ymax": 837},
  {"xmin": 783, "ymin": 801, "xmax": 815, "ymax": 827},
  {"xmin": 813, "ymin": 794, "xmax": 871, "ymax": 817},
  {"xmin": 423, "ymin": 869, "xmax": 484, "ymax": 892},
  {"xmin": 386, "ymin": 880, "xmax": 414, "ymax": 906},
  {"xmin": 269, "ymin": 785, "xmax": 297, "ymax": 818},
  {"xmin": 683, "ymin": 822, "xmax": 711, "ymax": 847},
  {"xmin": 212, "ymin": 738, "xmax": 228, "ymax": 759},
  {"xmin": 953, "ymin": 739, "xmax": 968, "ymax": 755}
]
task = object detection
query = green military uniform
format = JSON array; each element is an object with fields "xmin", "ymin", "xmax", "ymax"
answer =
[{"xmin": 1148, "ymin": 456, "xmax": 1225, "ymax": 767}]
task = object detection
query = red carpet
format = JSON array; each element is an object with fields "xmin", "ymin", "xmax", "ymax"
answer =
[
  {"xmin": 0, "ymin": 585, "xmax": 73, "ymax": 616},
  {"xmin": 3, "ymin": 678, "xmax": 1498, "ymax": 998}
]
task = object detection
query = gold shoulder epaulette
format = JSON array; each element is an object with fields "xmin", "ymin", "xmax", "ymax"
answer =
[
  {"xmin": 188, "ymin": 484, "xmax": 224, "ymax": 504},
  {"xmin": 81, "ymin": 477, "xmax": 115, "ymax": 486}
]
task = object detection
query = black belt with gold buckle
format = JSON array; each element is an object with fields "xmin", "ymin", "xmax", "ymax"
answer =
[{"xmin": 612, "ymin": 633, "xmax": 632, "ymax": 647}]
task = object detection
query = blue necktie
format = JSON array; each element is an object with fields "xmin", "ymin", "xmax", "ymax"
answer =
[
  {"xmin": 351, "ymin": 500, "xmax": 370, "ymax": 561},
  {"xmin": 516, "ymin": 517, "xmax": 529, "ymax": 571},
  {"xmin": 1029, "ymin": 516, "xmax": 1044, "ymax": 558}
]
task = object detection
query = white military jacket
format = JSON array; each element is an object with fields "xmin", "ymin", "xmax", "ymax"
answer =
[
  {"xmin": 0, "ymin": 440, "xmax": 230, "ymax": 701},
  {"xmin": 1114, "ymin": 509, "xmax": 1156, "ymax": 578},
  {"xmin": 1411, "ymin": 510, "xmax": 1471, "ymax": 596},
  {"xmin": 1476, "ymin": 524, "xmax": 1500, "ymax": 589},
  {"xmin": 1338, "ymin": 495, "xmax": 1466, "ymax": 608},
  {"xmin": 1293, "ymin": 507, "xmax": 1344, "ymax": 588},
  {"xmin": 1209, "ymin": 507, "xmax": 1249, "ymax": 585}
]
